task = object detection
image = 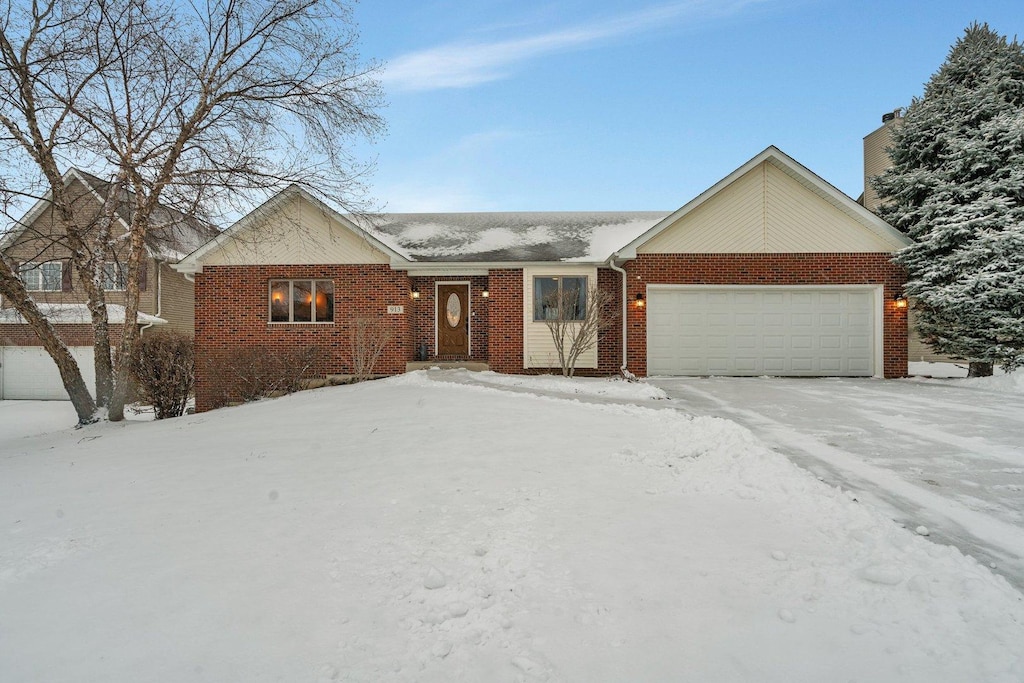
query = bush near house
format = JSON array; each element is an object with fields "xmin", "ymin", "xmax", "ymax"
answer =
[
  {"xmin": 203, "ymin": 346, "xmax": 323, "ymax": 410},
  {"xmin": 131, "ymin": 332, "xmax": 195, "ymax": 419}
]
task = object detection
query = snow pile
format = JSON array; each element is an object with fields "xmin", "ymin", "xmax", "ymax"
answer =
[
  {"xmin": 419, "ymin": 368, "xmax": 668, "ymax": 400},
  {"xmin": 908, "ymin": 362, "xmax": 1024, "ymax": 394},
  {"xmin": 1, "ymin": 375, "xmax": 1022, "ymax": 681},
  {"xmin": 955, "ymin": 371, "xmax": 1024, "ymax": 395}
]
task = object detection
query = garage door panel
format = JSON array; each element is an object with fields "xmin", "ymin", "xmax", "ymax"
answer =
[
  {"xmin": 1, "ymin": 346, "xmax": 96, "ymax": 400},
  {"xmin": 647, "ymin": 287, "xmax": 876, "ymax": 377},
  {"xmin": 820, "ymin": 358, "xmax": 842, "ymax": 373}
]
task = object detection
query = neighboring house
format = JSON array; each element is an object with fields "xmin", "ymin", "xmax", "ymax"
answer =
[
  {"xmin": 174, "ymin": 146, "xmax": 912, "ymax": 413},
  {"xmin": 0, "ymin": 169, "xmax": 218, "ymax": 399}
]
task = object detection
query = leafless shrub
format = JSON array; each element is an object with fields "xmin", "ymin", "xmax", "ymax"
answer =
[
  {"xmin": 543, "ymin": 285, "xmax": 619, "ymax": 377},
  {"xmin": 205, "ymin": 346, "xmax": 323, "ymax": 409},
  {"xmin": 131, "ymin": 331, "xmax": 194, "ymax": 419},
  {"xmin": 349, "ymin": 317, "xmax": 394, "ymax": 382}
]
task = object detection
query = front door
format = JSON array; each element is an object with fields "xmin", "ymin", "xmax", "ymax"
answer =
[{"xmin": 436, "ymin": 284, "xmax": 469, "ymax": 356}]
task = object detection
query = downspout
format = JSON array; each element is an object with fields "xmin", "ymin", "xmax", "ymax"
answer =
[
  {"xmin": 607, "ymin": 253, "xmax": 629, "ymax": 376},
  {"xmin": 139, "ymin": 259, "xmax": 162, "ymax": 336}
]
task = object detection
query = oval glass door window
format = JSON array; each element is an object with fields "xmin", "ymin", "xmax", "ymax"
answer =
[{"xmin": 446, "ymin": 292, "xmax": 462, "ymax": 327}]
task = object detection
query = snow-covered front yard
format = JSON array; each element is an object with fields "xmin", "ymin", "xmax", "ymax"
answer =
[{"xmin": 2, "ymin": 373, "xmax": 1022, "ymax": 681}]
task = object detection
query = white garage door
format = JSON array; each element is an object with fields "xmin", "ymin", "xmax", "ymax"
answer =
[
  {"xmin": 0, "ymin": 346, "xmax": 96, "ymax": 400},
  {"xmin": 647, "ymin": 287, "xmax": 878, "ymax": 377}
]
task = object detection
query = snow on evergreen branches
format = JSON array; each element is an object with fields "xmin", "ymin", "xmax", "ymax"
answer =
[{"xmin": 873, "ymin": 23, "xmax": 1024, "ymax": 371}]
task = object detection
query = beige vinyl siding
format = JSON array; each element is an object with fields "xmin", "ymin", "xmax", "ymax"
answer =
[
  {"xmin": 523, "ymin": 265, "xmax": 598, "ymax": 370},
  {"xmin": 202, "ymin": 193, "xmax": 389, "ymax": 266},
  {"xmin": 907, "ymin": 306, "xmax": 963, "ymax": 363},
  {"xmin": 638, "ymin": 165, "xmax": 765, "ymax": 254},
  {"xmin": 155, "ymin": 262, "xmax": 195, "ymax": 334},
  {"xmin": 638, "ymin": 160, "xmax": 899, "ymax": 255},
  {"xmin": 863, "ymin": 119, "xmax": 900, "ymax": 214},
  {"xmin": 2, "ymin": 180, "xmax": 160, "ymax": 312}
]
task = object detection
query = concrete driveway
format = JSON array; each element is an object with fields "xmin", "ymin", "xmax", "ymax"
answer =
[{"xmin": 649, "ymin": 376, "xmax": 1024, "ymax": 591}]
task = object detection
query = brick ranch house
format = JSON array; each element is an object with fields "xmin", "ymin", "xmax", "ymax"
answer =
[
  {"xmin": 0, "ymin": 169, "xmax": 218, "ymax": 399},
  {"xmin": 173, "ymin": 146, "xmax": 912, "ymax": 413}
]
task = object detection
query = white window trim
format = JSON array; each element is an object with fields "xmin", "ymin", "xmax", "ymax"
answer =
[
  {"xmin": 20, "ymin": 261, "xmax": 62, "ymax": 292},
  {"xmin": 532, "ymin": 275, "xmax": 588, "ymax": 322},
  {"xmin": 102, "ymin": 263, "xmax": 126, "ymax": 292},
  {"xmin": 267, "ymin": 278, "xmax": 335, "ymax": 324}
]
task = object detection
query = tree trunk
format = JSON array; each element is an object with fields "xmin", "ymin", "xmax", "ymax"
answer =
[
  {"xmin": 107, "ymin": 212, "xmax": 149, "ymax": 422},
  {"xmin": 0, "ymin": 258, "xmax": 97, "ymax": 424},
  {"xmin": 968, "ymin": 361, "xmax": 994, "ymax": 377}
]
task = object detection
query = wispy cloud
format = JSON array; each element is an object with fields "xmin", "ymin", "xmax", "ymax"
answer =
[{"xmin": 382, "ymin": 0, "xmax": 768, "ymax": 92}]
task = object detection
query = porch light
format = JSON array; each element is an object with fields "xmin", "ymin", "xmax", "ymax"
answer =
[
  {"xmin": 481, "ymin": 289, "xmax": 489, "ymax": 298},
  {"xmin": 635, "ymin": 292, "xmax": 645, "ymax": 308},
  {"xmin": 411, "ymin": 286, "xmax": 420, "ymax": 300},
  {"xmin": 894, "ymin": 294, "xmax": 908, "ymax": 309}
]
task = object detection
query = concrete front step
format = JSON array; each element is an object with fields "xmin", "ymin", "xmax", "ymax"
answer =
[{"xmin": 405, "ymin": 361, "xmax": 490, "ymax": 372}]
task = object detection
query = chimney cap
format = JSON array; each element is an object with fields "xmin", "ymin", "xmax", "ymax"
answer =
[{"xmin": 881, "ymin": 108, "xmax": 904, "ymax": 124}]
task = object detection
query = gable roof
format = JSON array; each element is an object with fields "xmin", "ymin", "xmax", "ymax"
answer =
[
  {"xmin": 0, "ymin": 169, "xmax": 220, "ymax": 261},
  {"xmin": 363, "ymin": 211, "xmax": 667, "ymax": 263},
  {"xmin": 615, "ymin": 146, "xmax": 912, "ymax": 258},
  {"xmin": 174, "ymin": 184, "xmax": 411, "ymax": 273}
]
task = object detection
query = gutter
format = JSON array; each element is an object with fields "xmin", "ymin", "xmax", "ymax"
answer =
[{"xmin": 607, "ymin": 253, "xmax": 629, "ymax": 375}]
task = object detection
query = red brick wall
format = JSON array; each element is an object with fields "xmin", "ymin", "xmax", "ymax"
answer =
[
  {"xmin": 194, "ymin": 264, "xmax": 413, "ymax": 412},
  {"xmin": 623, "ymin": 254, "xmax": 908, "ymax": 378},
  {"xmin": 596, "ymin": 267, "xmax": 625, "ymax": 374},
  {"xmin": 409, "ymin": 275, "xmax": 489, "ymax": 360},
  {"xmin": 0, "ymin": 323, "xmax": 126, "ymax": 347},
  {"xmin": 486, "ymin": 269, "xmax": 524, "ymax": 373}
]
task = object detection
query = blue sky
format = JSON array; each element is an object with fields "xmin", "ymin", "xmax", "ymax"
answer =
[{"xmin": 353, "ymin": 0, "xmax": 1021, "ymax": 213}]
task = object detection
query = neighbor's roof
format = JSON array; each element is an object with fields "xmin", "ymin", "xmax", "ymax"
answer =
[
  {"xmin": 0, "ymin": 169, "xmax": 220, "ymax": 262},
  {"xmin": 363, "ymin": 211, "xmax": 669, "ymax": 263},
  {"xmin": 0, "ymin": 303, "xmax": 167, "ymax": 325}
]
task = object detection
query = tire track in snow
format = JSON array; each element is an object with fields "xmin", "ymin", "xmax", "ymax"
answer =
[{"xmin": 656, "ymin": 381, "xmax": 1024, "ymax": 592}]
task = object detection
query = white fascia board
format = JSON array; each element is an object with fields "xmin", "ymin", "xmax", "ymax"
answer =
[
  {"xmin": 618, "ymin": 146, "xmax": 912, "ymax": 256},
  {"xmin": 176, "ymin": 185, "xmax": 412, "ymax": 273},
  {"xmin": 394, "ymin": 259, "xmax": 608, "ymax": 276},
  {"xmin": 767, "ymin": 151, "xmax": 912, "ymax": 250}
]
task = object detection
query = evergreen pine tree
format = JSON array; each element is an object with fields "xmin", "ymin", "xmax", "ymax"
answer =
[{"xmin": 873, "ymin": 23, "xmax": 1024, "ymax": 374}]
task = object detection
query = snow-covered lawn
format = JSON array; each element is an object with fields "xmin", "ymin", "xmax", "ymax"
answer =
[
  {"xmin": 2, "ymin": 373, "xmax": 1023, "ymax": 681},
  {"xmin": 0, "ymin": 400, "xmax": 80, "ymax": 441},
  {"xmin": 649, "ymin": 374, "xmax": 1024, "ymax": 593}
]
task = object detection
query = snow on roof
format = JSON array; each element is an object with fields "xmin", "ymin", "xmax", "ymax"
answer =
[
  {"xmin": 364, "ymin": 211, "xmax": 669, "ymax": 262},
  {"xmin": 0, "ymin": 303, "xmax": 167, "ymax": 325}
]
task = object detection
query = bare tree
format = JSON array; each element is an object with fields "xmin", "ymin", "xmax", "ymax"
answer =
[
  {"xmin": 1, "ymin": 0, "xmax": 383, "ymax": 422},
  {"xmin": 0, "ymin": 0, "xmax": 120, "ymax": 422},
  {"xmin": 349, "ymin": 316, "xmax": 393, "ymax": 382},
  {"xmin": 542, "ymin": 284, "xmax": 618, "ymax": 377}
]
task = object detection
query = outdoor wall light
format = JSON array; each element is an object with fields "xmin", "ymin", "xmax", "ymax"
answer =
[
  {"xmin": 481, "ymin": 289, "xmax": 489, "ymax": 298},
  {"xmin": 411, "ymin": 286, "xmax": 420, "ymax": 300},
  {"xmin": 635, "ymin": 292, "xmax": 645, "ymax": 308},
  {"xmin": 894, "ymin": 294, "xmax": 908, "ymax": 309}
]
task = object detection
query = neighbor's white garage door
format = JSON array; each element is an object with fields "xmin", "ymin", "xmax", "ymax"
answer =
[
  {"xmin": 647, "ymin": 287, "xmax": 877, "ymax": 376},
  {"xmin": 0, "ymin": 346, "xmax": 96, "ymax": 400}
]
